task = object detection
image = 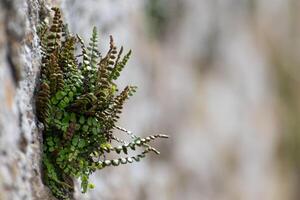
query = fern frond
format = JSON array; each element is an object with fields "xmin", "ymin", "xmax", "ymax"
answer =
[
  {"xmin": 109, "ymin": 49, "xmax": 131, "ymax": 81},
  {"xmin": 68, "ymin": 93, "xmax": 97, "ymax": 113},
  {"xmin": 36, "ymin": 82, "xmax": 51, "ymax": 123},
  {"xmin": 59, "ymin": 35, "xmax": 77, "ymax": 73},
  {"xmin": 98, "ymin": 146, "xmax": 159, "ymax": 168},
  {"xmin": 94, "ymin": 35, "xmax": 118, "ymax": 98},
  {"xmin": 48, "ymin": 54, "xmax": 64, "ymax": 94},
  {"xmin": 77, "ymin": 35, "xmax": 90, "ymax": 75},
  {"xmin": 114, "ymin": 125, "xmax": 138, "ymax": 139},
  {"xmin": 62, "ymin": 23, "xmax": 70, "ymax": 39},
  {"xmin": 87, "ymin": 26, "xmax": 100, "ymax": 70},
  {"xmin": 98, "ymin": 134, "xmax": 168, "ymax": 156},
  {"xmin": 111, "ymin": 135, "xmax": 127, "ymax": 144},
  {"xmin": 111, "ymin": 86, "xmax": 137, "ymax": 115},
  {"xmin": 47, "ymin": 7, "xmax": 63, "ymax": 54}
]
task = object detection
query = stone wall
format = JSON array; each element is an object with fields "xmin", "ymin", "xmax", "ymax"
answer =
[
  {"xmin": 0, "ymin": 0, "xmax": 56, "ymax": 199},
  {"xmin": 0, "ymin": 0, "xmax": 299, "ymax": 200}
]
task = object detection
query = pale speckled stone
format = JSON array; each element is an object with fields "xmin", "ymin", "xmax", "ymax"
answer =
[
  {"xmin": 0, "ymin": 0, "xmax": 290, "ymax": 200},
  {"xmin": 0, "ymin": 0, "xmax": 57, "ymax": 199}
]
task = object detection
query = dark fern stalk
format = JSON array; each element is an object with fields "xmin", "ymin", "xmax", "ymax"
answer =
[{"xmin": 35, "ymin": 7, "xmax": 168, "ymax": 200}]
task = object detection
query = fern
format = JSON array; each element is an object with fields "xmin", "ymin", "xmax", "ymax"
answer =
[
  {"xmin": 47, "ymin": 7, "xmax": 63, "ymax": 54},
  {"xmin": 109, "ymin": 49, "xmax": 132, "ymax": 81},
  {"xmin": 35, "ymin": 7, "xmax": 168, "ymax": 200}
]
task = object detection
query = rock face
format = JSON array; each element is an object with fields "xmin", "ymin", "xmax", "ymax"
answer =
[
  {"xmin": 0, "ymin": 0, "xmax": 299, "ymax": 200},
  {"xmin": 0, "ymin": 0, "xmax": 55, "ymax": 199}
]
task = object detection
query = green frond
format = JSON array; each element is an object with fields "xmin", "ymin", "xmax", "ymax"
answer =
[
  {"xmin": 109, "ymin": 49, "xmax": 132, "ymax": 81},
  {"xmin": 98, "ymin": 134, "xmax": 168, "ymax": 155},
  {"xmin": 77, "ymin": 35, "xmax": 90, "ymax": 75},
  {"xmin": 87, "ymin": 26, "xmax": 100, "ymax": 70},
  {"xmin": 98, "ymin": 146, "xmax": 161, "ymax": 168}
]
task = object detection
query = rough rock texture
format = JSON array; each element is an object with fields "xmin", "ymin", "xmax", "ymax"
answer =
[
  {"xmin": 0, "ymin": 0, "xmax": 56, "ymax": 199},
  {"xmin": 1, "ymin": 0, "xmax": 299, "ymax": 200}
]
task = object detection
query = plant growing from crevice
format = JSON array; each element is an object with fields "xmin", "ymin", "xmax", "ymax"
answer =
[{"xmin": 36, "ymin": 7, "xmax": 168, "ymax": 200}]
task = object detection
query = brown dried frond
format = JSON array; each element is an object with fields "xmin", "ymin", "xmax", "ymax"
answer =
[{"xmin": 36, "ymin": 82, "xmax": 51, "ymax": 123}]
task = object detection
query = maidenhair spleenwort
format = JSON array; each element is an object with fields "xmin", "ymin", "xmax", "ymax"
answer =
[{"xmin": 35, "ymin": 7, "xmax": 168, "ymax": 200}]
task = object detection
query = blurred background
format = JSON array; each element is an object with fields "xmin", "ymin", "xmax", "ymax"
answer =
[{"xmin": 62, "ymin": 0, "xmax": 298, "ymax": 199}]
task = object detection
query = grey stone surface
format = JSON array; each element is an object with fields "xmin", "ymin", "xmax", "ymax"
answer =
[
  {"xmin": 0, "ymin": 0, "xmax": 56, "ymax": 199},
  {"xmin": 0, "ymin": 0, "xmax": 299, "ymax": 200}
]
